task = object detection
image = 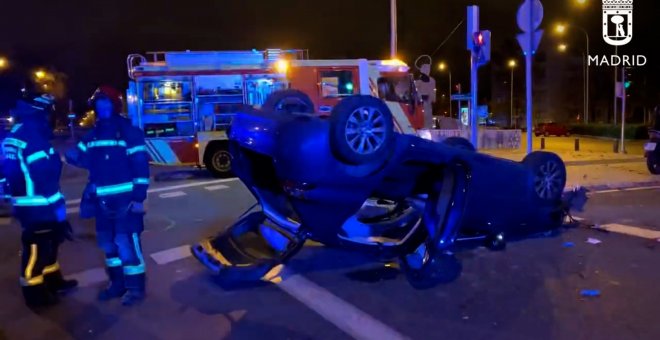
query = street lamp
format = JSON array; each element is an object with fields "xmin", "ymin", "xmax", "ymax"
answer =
[
  {"xmin": 554, "ymin": 21, "xmax": 590, "ymax": 123},
  {"xmin": 0, "ymin": 57, "xmax": 8, "ymax": 70},
  {"xmin": 438, "ymin": 62, "xmax": 452, "ymax": 118},
  {"xmin": 35, "ymin": 70, "xmax": 46, "ymax": 80},
  {"xmin": 557, "ymin": 43, "xmax": 568, "ymax": 52},
  {"xmin": 575, "ymin": 0, "xmax": 587, "ymax": 6},
  {"xmin": 508, "ymin": 59, "xmax": 517, "ymax": 128}
]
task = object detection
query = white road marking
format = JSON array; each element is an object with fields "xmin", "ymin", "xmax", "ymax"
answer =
[
  {"xmin": 66, "ymin": 207, "xmax": 80, "ymax": 215},
  {"xmin": 150, "ymin": 245, "xmax": 192, "ymax": 265},
  {"xmin": 64, "ymin": 178, "xmax": 239, "ymax": 205},
  {"xmin": 597, "ymin": 223, "xmax": 660, "ymax": 240},
  {"xmin": 69, "ymin": 267, "xmax": 107, "ymax": 288},
  {"xmin": 591, "ymin": 185, "xmax": 660, "ymax": 195},
  {"xmin": 204, "ymin": 184, "xmax": 229, "ymax": 191},
  {"xmin": 159, "ymin": 191, "xmax": 187, "ymax": 199},
  {"xmin": 66, "ymin": 240, "xmax": 406, "ymax": 339},
  {"xmin": 271, "ymin": 266, "xmax": 408, "ymax": 340}
]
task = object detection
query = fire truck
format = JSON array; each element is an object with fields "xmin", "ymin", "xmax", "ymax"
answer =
[{"xmin": 126, "ymin": 49, "xmax": 425, "ymax": 177}]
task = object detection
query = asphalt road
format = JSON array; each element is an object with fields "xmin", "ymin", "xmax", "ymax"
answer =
[{"xmin": 0, "ymin": 167, "xmax": 659, "ymax": 340}]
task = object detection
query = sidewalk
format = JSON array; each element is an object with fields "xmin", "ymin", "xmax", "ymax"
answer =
[{"xmin": 483, "ymin": 147, "xmax": 658, "ymax": 191}]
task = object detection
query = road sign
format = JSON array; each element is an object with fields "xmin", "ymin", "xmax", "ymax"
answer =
[
  {"xmin": 451, "ymin": 93, "xmax": 472, "ymax": 101},
  {"xmin": 516, "ymin": 0, "xmax": 543, "ymax": 32},
  {"xmin": 516, "ymin": 30, "xmax": 544, "ymax": 55},
  {"xmin": 516, "ymin": 0, "xmax": 544, "ymax": 155}
]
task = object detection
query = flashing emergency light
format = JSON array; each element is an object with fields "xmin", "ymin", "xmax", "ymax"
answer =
[
  {"xmin": 275, "ymin": 59, "xmax": 289, "ymax": 74},
  {"xmin": 381, "ymin": 59, "xmax": 406, "ymax": 66}
]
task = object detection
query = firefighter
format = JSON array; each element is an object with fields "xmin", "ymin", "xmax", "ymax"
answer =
[
  {"xmin": 65, "ymin": 85, "xmax": 150, "ymax": 306},
  {"xmin": 0, "ymin": 73, "xmax": 77, "ymax": 307},
  {"xmin": 414, "ymin": 62, "xmax": 436, "ymax": 129}
]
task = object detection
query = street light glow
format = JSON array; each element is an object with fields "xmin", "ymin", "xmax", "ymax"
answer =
[
  {"xmin": 35, "ymin": 70, "xmax": 46, "ymax": 79},
  {"xmin": 508, "ymin": 59, "xmax": 517, "ymax": 68},
  {"xmin": 575, "ymin": 0, "xmax": 587, "ymax": 5},
  {"xmin": 438, "ymin": 62, "xmax": 447, "ymax": 71},
  {"xmin": 557, "ymin": 43, "xmax": 568, "ymax": 52},
  {"xmin": 0, "ymin": 57, "xmax": 7, "ymax": 69},
  {"xmin": 555, "ymin": 23, "xmax": 567, "ymax": 34}
]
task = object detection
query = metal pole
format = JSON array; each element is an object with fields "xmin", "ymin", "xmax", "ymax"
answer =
[
  {"xmin": 613, "ymin": 46, "xmax": 618, "ymax": 125},
  {"xmin": 620, "ymin": 66, "xmax": 626, "ymax": 153},
  {"xmin": 448, "ymin": 71, "xmax": 452, "ymax": 118},
  {"xmin": 390, "ymin": 0, "xmax": 397, "ymax": 59},
  {"xmin": 470, "ymin": 54, "xmax": 478, "ymax": 148},
  {"xmin": 525, "ymin": 0, "xmax": 534, "ymax": 155},
  {"xmin": 585, "ymin": 29, "xmax": 590, "ymax": 124},
  {"xmin": 582, "ymin": 53, "xmax": 586, "ymax": 123},
  {"xmin": 510, "ymin": 67, "xmax": 514, "ymax": 128},
  {"xmin": 525, "ymin": 53, "xmax": 533, "ymax": 154}
]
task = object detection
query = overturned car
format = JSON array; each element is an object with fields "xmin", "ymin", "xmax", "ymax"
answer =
[{"xmin": 192, "ymin": 90, "xmax": 572, "ymax": 289}]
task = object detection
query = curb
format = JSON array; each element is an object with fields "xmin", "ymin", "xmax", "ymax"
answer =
[{"xmin": 564, "ymin": 180, "xmax": 660, "ymax": 193}]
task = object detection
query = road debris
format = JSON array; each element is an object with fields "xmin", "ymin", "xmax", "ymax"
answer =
[
  {"xmin": 580, "ymin": 289, "xmax": 601, "ymax": 297},
  {"xmin": 586, "ymin": 238, "xmax": 602, "ymax": 245}
]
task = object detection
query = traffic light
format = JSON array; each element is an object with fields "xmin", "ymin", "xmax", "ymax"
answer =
[
  {"xmin": 624, "ymin": 81, "xmax": 631, "ymax": 89},
  {"xmin": 473, "ymin": 30, "xmax": 491, "ymax": 65}
]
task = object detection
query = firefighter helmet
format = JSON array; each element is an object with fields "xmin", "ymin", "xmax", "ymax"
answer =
[
  {"xmin": 0, "ymin": 71, "xmax": 54, "ymax": 113},
  {"xmin": 88, "ymin": 85, "xmax": 123, "ymax": 114}
]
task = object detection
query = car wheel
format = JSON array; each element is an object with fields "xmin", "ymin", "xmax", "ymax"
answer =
[
  {"xmin": 647, "ymin": 153, "xmax": 660, "ymax": 175},
  {"xmin": 329, "ymin": 95, "xmax": 394, "ymax": 165},
  {"xmin": 205, "ymin": 144, "xmax": 234, "ymax": 178},
  {"xmin": 399, "ymin": 248, "xmax": 462, "ymax": 290},
  {"xmin": 262, "ymin": 89, "xmax": 315, "ymax": 114},
  {"xmin": 523, "ymin": 151, "xmax": 567, "ymax": 203},
  {"xmin": 443, "ymin": 137, "xmax": 476, "ymax": 151}
]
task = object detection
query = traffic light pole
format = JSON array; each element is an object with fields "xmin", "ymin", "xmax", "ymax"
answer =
[{"xmin": 470, "ymin": 54, "xmax": 478, "ymax": 148}]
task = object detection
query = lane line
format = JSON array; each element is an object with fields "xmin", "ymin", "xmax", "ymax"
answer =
[
  {"xmin": 591, "ymin": 185, "xmax": 660, "ymax": 195},
  {"xmin": 64, "ymin": 178, "xmax": 239, "ymax": 205},
  {"xmin": 598, "ymin": 223, "xmax": 660, "ymax": 240},
  {"xmin": 272, "ymin": 266, "xmax": 408, "ymax": 340},
  {"xmin": 204, "ymin": 184, "xmax": 230, "ymax": 191},
  {"xmin": 159, "ymin": 191, "xmax": 187, "ymax": 199},
  {"xmin": 150, "ymin": 246, "xmax": 192, "ymax": 265}
]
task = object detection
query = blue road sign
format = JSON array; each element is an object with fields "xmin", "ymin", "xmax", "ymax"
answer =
[{"xmin": 451, "ymin": 94, "xmax": 472, "ymax": 101}]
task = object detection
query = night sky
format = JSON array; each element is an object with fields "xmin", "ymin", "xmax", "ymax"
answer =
[{"xmin": 0, "ymin": 0, "xmax": 657, "ymax": 112}]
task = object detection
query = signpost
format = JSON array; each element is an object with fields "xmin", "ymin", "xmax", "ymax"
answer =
[
  {"xmin": 516, "ymin": 0, "xmax": 544, "ymax": 155},
  {"xmin": 68, "ymin": 99, "xmax": 75, "ymax": 139},
  {"xmin": 466, "ymin": 6, "xmax": 491, "ymax": 149}
]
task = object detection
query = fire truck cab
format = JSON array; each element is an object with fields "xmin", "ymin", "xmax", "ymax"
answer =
[{"xmin": 126, "ymin": 49, "xmax": 425, "ymax": 177}]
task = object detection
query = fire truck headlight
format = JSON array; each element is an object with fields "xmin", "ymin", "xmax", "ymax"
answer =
[{"xmin": 275, "ymin": 59, "xmax": 289, "ymax": 74}]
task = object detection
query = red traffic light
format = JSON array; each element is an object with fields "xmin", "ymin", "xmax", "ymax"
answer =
[{"xmin": 476, "ymin": 32, "xmax": 484, "ymax": 46}]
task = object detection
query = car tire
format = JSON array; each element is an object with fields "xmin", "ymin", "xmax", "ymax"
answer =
[
  {"xmin": 443, "ymin": 137, "xmax": 476, "ymax": 152},
  {"xmin": 329, "ymin": 95, "xmax": 394, "ymax": 165},
  {"xmin": 262, "ymin": 89, "xmax": 315, "ymax": 114},
  {"xmin": 205, "ymin": 144, "xmax": 234, "ymax": 178},
  {"xmin": 522, "ymin": 151, "xmax": 567, "ymax": 203},
  {"xmin": 399, "ymin": 249, "xmax": 462, "ymax": 290},
  {"xmin": 647, "ymin": 153, "xmax": 660, "ymax": 175}
]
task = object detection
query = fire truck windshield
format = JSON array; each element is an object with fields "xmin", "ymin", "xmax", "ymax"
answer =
[{"xmin": 377, "ymin": 75, "xmax": 414, "ymax": 104}]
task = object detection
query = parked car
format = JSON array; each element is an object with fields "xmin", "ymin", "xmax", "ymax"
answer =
[
  {"xmin": 535, "ymin": 122, "xmax": 570, "ymax": 137},
  {"xmin": 191, "ymin": 90, "xmax": 575, "ymax": 289}
]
